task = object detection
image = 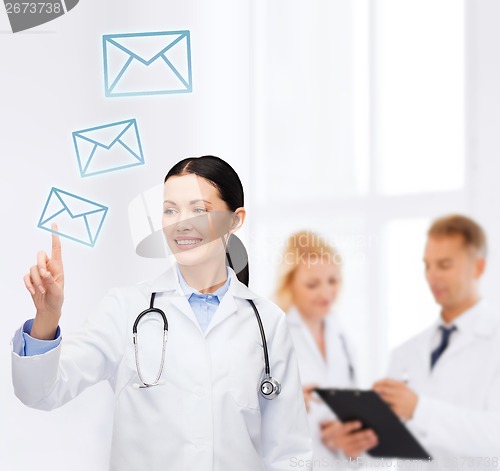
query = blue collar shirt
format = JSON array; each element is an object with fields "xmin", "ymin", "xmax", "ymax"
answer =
[{"xmin": 175, "ymin": 264, "xmax": 231, "ymax": 334}]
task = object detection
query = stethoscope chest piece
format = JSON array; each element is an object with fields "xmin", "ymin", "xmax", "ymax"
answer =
[{"xmin": 260, "ymin": 375, "xmax": 281, "ymax": 399}]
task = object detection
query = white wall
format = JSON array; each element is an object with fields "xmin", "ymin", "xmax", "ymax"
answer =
[{"xmin": 466, "ymin": 0, "xmax": 500, "ymax": 307}]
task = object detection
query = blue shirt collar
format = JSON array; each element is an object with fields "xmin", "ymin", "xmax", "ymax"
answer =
[{"xmin": 175, "ymin": 264, "xmax": 231, "ymax": 300}]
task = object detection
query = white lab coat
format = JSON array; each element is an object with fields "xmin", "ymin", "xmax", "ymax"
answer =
[
  {"xmin": 11, "ymin": 266, "xmax": 313, "ymax": 471},
  {"xmin": 388, "ymin": 300, "xmax": 500, "ymax": 466},
  {"xmin": 286, "ymin": 306, "xmax": 356, "ymax": 469}
]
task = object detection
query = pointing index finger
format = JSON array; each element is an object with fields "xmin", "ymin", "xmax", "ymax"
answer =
[{"xmin": 51, "ymin": 223, "xmax": 62, "ymax": 262}]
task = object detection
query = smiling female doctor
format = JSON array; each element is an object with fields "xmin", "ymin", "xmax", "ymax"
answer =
[{"xmin": 11, "ymin": 156, "xmax": 313, "ymax": 471}]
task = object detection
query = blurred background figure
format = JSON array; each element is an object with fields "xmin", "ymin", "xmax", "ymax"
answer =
[
  {"xmin": 374, "ymin": 215, "xmax": 500, "ymax": 467},
  {"xmin": 274, "ymin": 230, "xmax": 378, "ymax": 467}
]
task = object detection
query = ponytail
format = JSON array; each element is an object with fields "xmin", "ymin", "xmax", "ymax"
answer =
[{"xmin": 225, "ymin": 234, "xmax": 249, "ymax": 287}]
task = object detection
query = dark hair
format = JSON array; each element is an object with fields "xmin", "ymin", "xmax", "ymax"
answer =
[{"xmin": 164, "ymin": 155, "xmax": 249, "ymax": 286}]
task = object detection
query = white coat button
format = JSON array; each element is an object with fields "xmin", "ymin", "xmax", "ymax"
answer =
[
  {"xmin": 194, "ymin": 387, "xmax": 205, "ymax": 397},
  {"xmin": 193, "ymin": 440, "xmax": 205, "ymax": 450}
]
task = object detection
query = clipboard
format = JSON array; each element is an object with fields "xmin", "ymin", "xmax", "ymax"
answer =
[{"xmin": 315, "ymin": 388, "xmax": 432, "ymax": 460}]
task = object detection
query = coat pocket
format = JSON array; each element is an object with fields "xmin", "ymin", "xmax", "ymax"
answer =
[{"xmin": 227, "ymin": 338, "xmax": 265, "ymax": 410}]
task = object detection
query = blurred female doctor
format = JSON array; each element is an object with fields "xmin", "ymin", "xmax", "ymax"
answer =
[
  {"xmin": 11, "ymin": 156, "xmax": 312, "ymax": 471},
  {"xmin": 274, "ymin": 231, "xmax": 377, "ymax": 466}
]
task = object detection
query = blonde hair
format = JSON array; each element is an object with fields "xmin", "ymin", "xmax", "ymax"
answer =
[{"xmin": 274, "ymin": 230, "xmax": 343, "ymax": 313}]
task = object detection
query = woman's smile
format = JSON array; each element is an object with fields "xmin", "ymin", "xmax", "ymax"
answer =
[{"xmin": 174, "ymin": 236, "xmax": 203, "ymax": 250}]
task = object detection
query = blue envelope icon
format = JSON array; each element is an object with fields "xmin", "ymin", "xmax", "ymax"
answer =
[
  {"xmin": 37, "ymin": 188, "xmax": 108, "ymax": 247},
  {"xmin": 103, "ymin": 30, "xmax": 192, "ymax": 97},
  {"xmin": 72, "ymin": 118, "xmax": 145, "ymax": 177}
]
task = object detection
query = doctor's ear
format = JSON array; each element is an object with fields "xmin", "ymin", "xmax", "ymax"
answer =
[
  {"xmin": 229, "ymin": 208, "xmax": 246, "ymax": 233},
  {"xmin": 474, "ymin": 257, "xmax": 486, "ymax": 278}
]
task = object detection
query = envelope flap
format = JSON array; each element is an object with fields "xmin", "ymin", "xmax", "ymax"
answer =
[
  {"xmin": 55, "ymin": 189, "xmax": 107, "ymax": 218},
  {"xmin": 106, "ymin": 31, "xmax": 187, "ymax": 64},
  {"xmin": 39, "ymin": 188, "xmax": 66, "ymax": 226},
  {"xmin": 75, "ymin": 120, "xmax": 133, "ymax": 149}
]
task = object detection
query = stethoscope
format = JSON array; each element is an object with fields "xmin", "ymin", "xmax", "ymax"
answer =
[
  {"xmin": 132, "ymin": 292, "xmax": 282, "ymax": 399},
  {"xmin": 339, "ymin": 333, "xmax": 356, "ymax": 384}
]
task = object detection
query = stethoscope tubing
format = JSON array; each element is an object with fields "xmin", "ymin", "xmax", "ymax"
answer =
[{"xmin": 133, "ymin": 292, "xmax": 281, "ymax": 397}]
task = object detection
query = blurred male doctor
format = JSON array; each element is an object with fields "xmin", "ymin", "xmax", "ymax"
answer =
[{"xmin": 374, "ymin": 214, "xmax": 500, "ymax": 464}]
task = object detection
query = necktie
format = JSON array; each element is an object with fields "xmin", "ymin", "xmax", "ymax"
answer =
[{"xmin": 430, "ymin": 325, "xmax": 457, "ymax": 369}]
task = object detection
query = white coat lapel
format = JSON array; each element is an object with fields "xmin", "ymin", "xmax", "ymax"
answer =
[
  {"xmin": 411, "ymin": 324, "xmax": 436, "ymax": 380},
  {"xmin": 324, "ymin": 313, "xmax": 353, "ymax": 386},
  {"xmin": 287, "ymin": 306, "xmax": 326, "ymax": 368},
  {"xmin": 204, "ymin": 290, "xmax": 238, "ymax": 336},
  {"xmin": 437, "ymin": 328, "xmax": 475, "ymax": 364},
  {"xmin": 324, "ymin": 314, "xmax": 339, "ymax": 368},
  {"xmin": 149, "ymin": 267, "xmax": 200, "ymax": 328},
  {"xmin": 204, "ymin": 267, "xmax": 258, "ymax": 336},
  {"xmin": 440, "ymin": 301, "xmax": 499, "ymax": 362},
  {"xmin": 166, "ymin": 295, "xmax": 200, "ymax": 329}
]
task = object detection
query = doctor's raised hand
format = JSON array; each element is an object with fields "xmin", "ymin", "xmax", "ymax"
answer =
[{"xmin": 23, "ymin": 223, "xmax": 64, "ymax": 341}]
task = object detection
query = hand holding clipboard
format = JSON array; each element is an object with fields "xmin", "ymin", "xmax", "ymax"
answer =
[
  {"xmin": 319, "ymin": 418, "xmax": 379, "ymax": 458},
  {"xmin": 315, "ymin": 388, "xmax": 432, "ymax": 460}
]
